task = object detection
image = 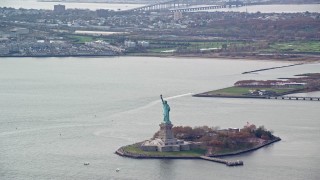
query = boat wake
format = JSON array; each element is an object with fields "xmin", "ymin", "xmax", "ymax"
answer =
[
  {"xmin": 126, "ymin": 92, "xmax": 194, "ymax": 112},
  {"xmin": 164, "ymin": 92, "xmax": 194, "ymax": 100},
  {"xmin": 1, "ymin": 93, "xmax": 193, "ymax": 137}
]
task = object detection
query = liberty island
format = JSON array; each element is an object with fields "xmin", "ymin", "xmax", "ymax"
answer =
[{"xmin": 115, "ymin": 95, "xmax": 281, "ymax": 166}]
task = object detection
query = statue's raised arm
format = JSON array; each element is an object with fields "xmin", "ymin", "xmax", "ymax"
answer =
[{"xmin": 160, "ymin": 94, "xmax": 164, "ymax": 103}]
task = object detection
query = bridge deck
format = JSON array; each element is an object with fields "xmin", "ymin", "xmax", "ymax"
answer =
[{"xmin": 125, "ymin": 0, "xmax": 245, "ymax": 12}]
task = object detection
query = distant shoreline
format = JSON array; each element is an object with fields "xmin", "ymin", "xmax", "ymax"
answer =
[
  {"xmin": 2, "ymin": 53, "xmax": 320, "ymax": 63},
  {"xmin": 0, "ymin": 54, "xmax": 117, "ymax": 58}
]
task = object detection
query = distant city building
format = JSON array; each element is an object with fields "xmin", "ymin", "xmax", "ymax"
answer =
[
  {"xmin": 54, "ymin": 4, "xmax": 66, "ymax": 13},
  {"xmin": 137, "ymin": 41, "xmax": 149, "ymax": 47},
  {"xmin": 124, "ymin": 40, "xmax": 136, "ymax": 48},
  {"xmin": 85, "ymin": 40, "xmax": 110, "ymax": 48},
  {"xmin": 0, "ymin": 45, "xmax": 9, "ymax": 55},
  {"xmin": 0, "ymin": 37, "xmax": 9, "ymax": 43},
  {"xmin": 96, "ymin": 9, "xmax": 109, "ymax": 17},
  {"xmin": 173, "ymin": 11, "xmax": 183, "ymax": 21},
  {"xmin": 10, "ymin": 28, "xmax": 29, "ymax": 35}
]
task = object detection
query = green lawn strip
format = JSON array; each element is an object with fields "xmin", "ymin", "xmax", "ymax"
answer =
[
  {"xmin": 188, "ymin": 41, "xmax": 252, "ymax": 50},
  {"xmin": 149, "ymin": 41, "xmax": 251, "ymax": 51},
  {"xmin": 268, "ymin": 41, "xmax": 320, "ymax": 53},
  {"xmin": 123, "ymin": 144, "xmax": 206, "ymax": 157},
  {"xmin": 68, "ymin": 35, "xmax": 95, "ymax": 43},
  {"xmin": 134, "ymin": 40, "xmax": 259, "ymax": 52},
  {"xmin": 207, "ymin": 86, "xmax": 300, "ymax": 96}
]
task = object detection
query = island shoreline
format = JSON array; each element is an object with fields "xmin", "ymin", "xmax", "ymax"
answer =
[{"xmin": 115, "ymin": 137, "xmax": 281, "ymax": 159}]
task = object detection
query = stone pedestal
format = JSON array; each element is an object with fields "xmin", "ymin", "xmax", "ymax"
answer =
[
  {"xmin": 158, "ymin": 123, "xmax": 176, "ymax": 145},
  {"xmin": 141, "ymin": 123, "xmax": 191, "ymax": 152}
]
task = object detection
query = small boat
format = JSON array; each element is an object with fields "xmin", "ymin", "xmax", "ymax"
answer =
[
  {"xmin": 84, "ymin": 162, "xmax": 90, "ymax": 166},
  {"xmin": 116, "ymin": 168, "xmax": 120, "ymax": 172}
]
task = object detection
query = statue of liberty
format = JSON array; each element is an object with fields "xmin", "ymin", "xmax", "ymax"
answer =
[{"xmin": 160, "ymin": 95, "xmax": 171, "ymax": 124}]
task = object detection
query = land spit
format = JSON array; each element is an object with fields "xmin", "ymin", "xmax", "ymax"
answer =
[
  {"xmin": 115, "ymin": 138, "xmax": 281, "ymax": 167},
  {"xmin": 193, "ymin": 73, "xmax": 320, "ymax": 101}
]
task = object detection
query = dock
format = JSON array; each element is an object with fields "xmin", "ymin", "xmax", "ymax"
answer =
[
  {"xmin": 193, "ymin": 93, "xmax": 320, "ymax": 102},
  {"xmin": 199, "ymin": 156, "xmax": 243, "ymax": 166},
  {"xmin": 242, "ymin": 63, "xmax": 303, "ymax": 74},
  {"xmin": 267, "ymin": 96, "xmax": 320, "ymax": 101}
]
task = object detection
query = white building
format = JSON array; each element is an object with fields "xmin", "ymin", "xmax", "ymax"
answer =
[
  {"xmin": 124, "ymin": 40, "xmax": 136, "ymax": 48},
  {"xmin": 137, "ymin": 41, "xmax": 149, "ymax": 47},
  {"xmin": 54, "ymin": 4, "xmax": 66, "ymax": 13},
  {"xmin": 10, "ymin": 28, "xmax": 29, "ymax": 36}
]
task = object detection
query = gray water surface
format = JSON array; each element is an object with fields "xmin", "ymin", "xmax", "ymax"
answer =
[{"xmin": 0, "ymin": 57, "xmax": 319, "ymax": 180}]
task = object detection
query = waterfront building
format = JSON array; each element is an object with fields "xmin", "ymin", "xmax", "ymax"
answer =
[
  {"xmin": 0, "ymin": 45, "xmax": 9, "ymax": 55},
  {"xmin": 96, "ymin": 9, "xmax": 109, "ymax": 17},
  {"xmin": 124, "ymin": 40, "xmax": 136, "ymax": 48},
  {"xmin": 174, "ymin": 11, "xmax": 183, "ymax": 21},
  {"xmin": 137, "ymin": 41, "xmax": 149, "ymax": 47},
  {"xmin": 54, "ymin": 4, "xmax": 66, "ymax": 14},
  {"xmin": 10, "ymin": 28, "xmax": 29, "ymax": 36}
]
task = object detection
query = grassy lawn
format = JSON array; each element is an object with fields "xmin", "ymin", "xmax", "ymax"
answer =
[
  {"xmin": 207, "ymin": 86, "xmax": 302, "ymax": 96},
  {"xmin": 123, "ymin": 144, "xmax": 206, "ymax": 157},
  {"xmin": 187, "ymin": 41, "xmax": 259, "ymax": 51},
  {"xmin": 189, "ymin": 42, "xmax": 223, "ymax": 48},
  {"xmin": 143, "ymin": 40, "xmax": 320, "ymax": 54},
  {"xmin": 68, "ymin": 35, "xmax": 95, "ymax": 43},
  {"xmin": 146, "ymin": 41, "xmax": 249, "ymax": 52},
  {"xmin": 267, "ymin": 41, "xmax": 320, "ymax": 53}
]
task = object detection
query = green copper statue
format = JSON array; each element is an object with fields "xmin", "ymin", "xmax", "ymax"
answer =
[{"xmin": 160, "ymin": 95, "xmax": 171, "ymax": 124}]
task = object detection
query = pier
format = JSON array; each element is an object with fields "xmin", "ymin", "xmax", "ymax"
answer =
[
  {"xmin": 194, "ymin": 94, "xmax": 320, "ymax": 101},
  {"xmin": 200, "ymin": 156, "xmax": 243, "ymax": 166},
  {"xmin": 242, "ymin": 63, "xmax": 303, "ymax": 74},
  {"xmin": 267, "ymin": 96, "xmax": 320, "ymax": 101}
]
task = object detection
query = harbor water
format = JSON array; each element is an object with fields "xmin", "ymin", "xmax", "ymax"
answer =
[{"xmin": 0, "ymin": 57, "xmax": 319, "ymax": 180}]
